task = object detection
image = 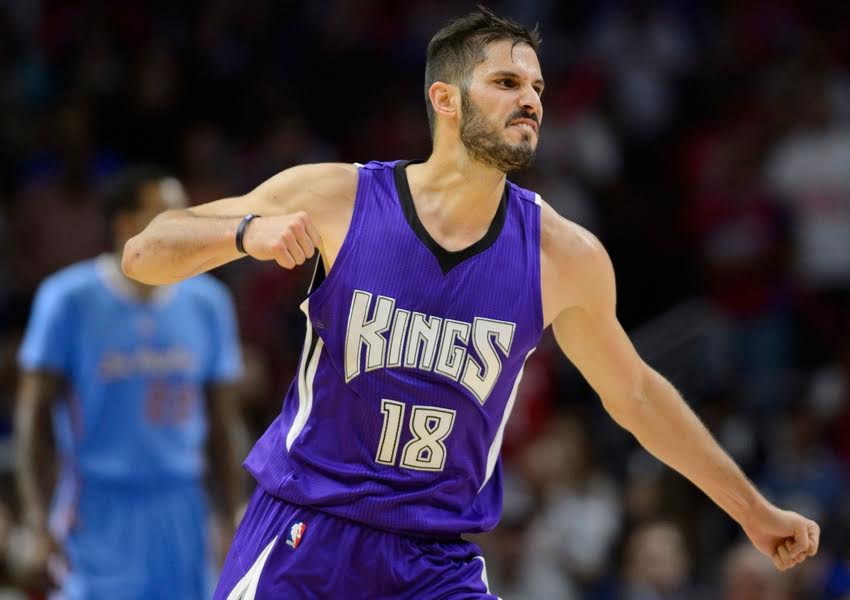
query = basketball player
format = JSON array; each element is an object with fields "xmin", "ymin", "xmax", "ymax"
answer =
[
  {"xmin": 123, "ymin": 8, "xmax": 819, "ymax": 599},
  {"xmin": 15, "ymin": 166, "xmax": 245, "ymax": 599}
]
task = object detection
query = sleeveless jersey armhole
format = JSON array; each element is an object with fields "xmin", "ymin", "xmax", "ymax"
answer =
[
  {"xmin": 531, "ymin": 192, "xmax": 544, "ymax": 335},
  {"xmin": 303, "ymin": 163, "xmax": 367, "ymax": 310}
]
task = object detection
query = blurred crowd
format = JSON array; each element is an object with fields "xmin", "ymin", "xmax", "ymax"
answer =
[{"xmin": 0, "ymin": 0, "xmax": 849, "ymax": 598}]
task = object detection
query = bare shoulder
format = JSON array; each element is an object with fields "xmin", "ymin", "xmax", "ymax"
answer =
[
  {"xmin": 253, "ymin": 162, "xmax": 359, "ymax": 214},
  {"xmin": 294, "ymin": 162, "xmax": 359, "ymax": 196},
  {"xmin": 247, "ymin": 163, "xmax": 358, "ymax": 256},
  {"xmin": 540, "ymin": 198, "xmax": 608, "ymax": 274},
  {"xmin": 189, "ymin": 162, "xmax": 359, "ymax": 220},
  {"xmin": 539, "ymin": 198, "xmax": 614, "ymax": 325}
]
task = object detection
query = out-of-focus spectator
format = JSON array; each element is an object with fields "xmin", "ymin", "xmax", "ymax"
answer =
[
  {"xmin": 764, "ymin": 66, "xmax": 850, "ymax": 305},
  {"xmin": 520, "ymin": 415, "xmax": 622, "ymax": 597},
  {"xmin": 821, "ymin": 549, "xmax": 850, "ymax": 599},
  {"xmin": 499, "ymin": 338, "xmax": 559, "ymax": 462},
  {"xmin": 179, "ymin": 124, "xmax": 239, "ymax": 206},
  {"xmin": 589, "ymin": 0, "xmax": 692, "ymax": 141},
  {"xmin": 808, "ymin": 320, "xmax": 850, "ymax": 471},
  {"xmin": 759, "ymin": 398, "xmax": 848, "ymax": 525},
  {"xmin": 473, "ymin": 470, "xmax": 579, "ymax": 600},
  {"xmin": 537, "ymin": 66, "xmax": 621, "ymax": 189},
  {"xmin": 683, "ymin": 121, "xmax": 793, "ymax": 409},
  {"xmin": 621, "ymin": 520, "xmax": 700, "ymax": 600},
  {"xmin": 8, "ymin": 101, "xmax": 116, "ymax": 291},
  {"xmin": 721, "ymin": 543, "xmax": 791, "ymax": 600}
]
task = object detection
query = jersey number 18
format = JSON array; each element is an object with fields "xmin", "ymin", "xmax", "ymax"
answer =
[{"xmin": 375, "ymin": 399, "xmax": 456, "ymax": 471}]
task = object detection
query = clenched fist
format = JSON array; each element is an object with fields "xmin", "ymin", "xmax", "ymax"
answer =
[
  {"xmin": 241, "ymin": 212, "xmax": 322, "ymax": 269},
  {"xmin": 741, "ymin": 505, "xmax": 820, "ymax": 571}
]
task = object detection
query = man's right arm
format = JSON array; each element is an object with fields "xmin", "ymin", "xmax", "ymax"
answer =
[{"xmin": 122, "ymin": 163, "xmax": 358, "ymax": 285}]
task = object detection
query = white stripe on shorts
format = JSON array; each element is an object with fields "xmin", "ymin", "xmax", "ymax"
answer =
[
  {"xmin": 226, "ymin": 536, "xmax": 278, "ymax": 600},
  {"xmin": 474, "ymin": 555, "xmax": 491, "ymax": 593}
]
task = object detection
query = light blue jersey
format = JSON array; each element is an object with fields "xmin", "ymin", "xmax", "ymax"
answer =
[
  {"xmin": 19, "ymin": 254, "xmax": 242, "ymax": 599},
  {"xmin": 20, "ymin": 254, "xmax": 241, "ymax": 485}
]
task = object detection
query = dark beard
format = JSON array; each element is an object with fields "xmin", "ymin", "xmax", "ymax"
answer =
[{"xmin": 459, "ymin": 88, "xmax": 537, "ymax": 173}]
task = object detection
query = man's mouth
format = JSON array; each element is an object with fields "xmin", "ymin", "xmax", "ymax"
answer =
[{"xmin": 508, "ymin": 119, "xmax": 538, "ymax": 133}]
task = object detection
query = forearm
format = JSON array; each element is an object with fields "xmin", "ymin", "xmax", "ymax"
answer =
[
  {"xmin": 208, "ymin": 427, "xmax": 244, "ymax": 524},
  {"xmin": 550, "ymin": 231, "xmax": 820, "ymax": 569},
  {"xmin": 206, "ymin": 388, "xmax": 247, "ymax": 524},
  {"xmin": 614, "ymin": 369, "xmax": 768, "ymax": 524},
  {"xmin": 14, "ymin": 401, "xmax": 54, "ymax": 532},
  {"xmin": 122, "ymin": 210, "xmax": 245, "ymax": 285}
]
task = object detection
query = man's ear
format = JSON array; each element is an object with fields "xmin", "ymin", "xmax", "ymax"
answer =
[{"xmin": 429, "ymin": 81, "xmax": 459, "ymax": 121}]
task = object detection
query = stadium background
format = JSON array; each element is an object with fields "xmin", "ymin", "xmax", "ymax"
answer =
[{"xmin": 0, "ymin": 0, "xmax": 849, "ymax": 598}]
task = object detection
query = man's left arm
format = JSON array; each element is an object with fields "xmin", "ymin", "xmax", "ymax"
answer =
[{"xmin": 546, "ymin": 222, "xmax": 819, "ymax": 571}]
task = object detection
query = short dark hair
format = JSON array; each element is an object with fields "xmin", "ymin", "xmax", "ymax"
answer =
[
  {"xmin": 424, "ymin": 5, "xmax": 541, "ymax": 138},
  {"xmin": 99, "ymin": 165, "xmax": 171, "ymax": 223}
]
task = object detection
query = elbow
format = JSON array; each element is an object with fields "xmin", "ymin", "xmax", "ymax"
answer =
[
  {"xmin": 121, "ymin": 236, "xmax": 163, "ymax": 285},
  {"xmin": 121, "ymin": 237, "xmax": 142, "ymax": 281},
  {"xmin": 600, "ymin": 392, "xmax": 643, "ymax": 430},
  {"xmin": 600, "ymin": 368, "xmax": 653, "ymax": 429}
]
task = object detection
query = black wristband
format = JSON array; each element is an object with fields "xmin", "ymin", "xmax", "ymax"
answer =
[{"xmin": 236, "ymin": 214, "xmax": 259, "ymax": 254}]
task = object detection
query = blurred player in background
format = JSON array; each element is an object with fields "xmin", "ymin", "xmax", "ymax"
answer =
[
  {"xmin": 123, "ymin": 7, "xmax": 819, "ymax": 599},
  {"xmin": 14, "ymin": 166, "xmax": 246, "ymax": 599}
]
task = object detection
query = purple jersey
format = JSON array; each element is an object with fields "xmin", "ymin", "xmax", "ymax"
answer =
[{"xmin": 245, "ymin": 160, "xmax": 543, "ymax": 537}]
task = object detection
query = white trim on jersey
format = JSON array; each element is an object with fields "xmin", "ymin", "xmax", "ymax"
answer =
[
  {"xmin": 474, "ymin": 556, "xmax": 491, "ymax": 593},
  {"xmin": 225, "ymin": 535, "xmax": 278, "ymax": 600},
  {"xmin": 534, "ymin": 193, "xmax": 542, "ymax": 206},
  {"xmin": 286, "ymin": 260, "xmax": 326, "ymax": 451},
  {"xmin": 286, "ymin": 301, "xmax": 313, "ymax": 451},
  {"xmin": 286, "ymin": 298, "xmax": 324, "ymax": 451},
  {"xmin": 478, "ymin": 348, "xmax": 535, "ymax": 493}
]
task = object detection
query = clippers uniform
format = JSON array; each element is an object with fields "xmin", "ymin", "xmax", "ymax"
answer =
[
  {"xmin": 216, "ymin": 160, "xmax": 542, "ymax": 599},
  {"xmin": 19, "ymin": 255, "xmax": 242, "ymax": 600}
]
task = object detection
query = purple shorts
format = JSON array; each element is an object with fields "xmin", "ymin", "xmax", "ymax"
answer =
[{"xmin": 214, "ymin": 486, "xmax": 499, "ymax": 599}]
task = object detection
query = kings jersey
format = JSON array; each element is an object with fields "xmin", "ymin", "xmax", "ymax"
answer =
[{"xmin": 245, "ymin": 160, "xmax": 543, "ymax": 537}]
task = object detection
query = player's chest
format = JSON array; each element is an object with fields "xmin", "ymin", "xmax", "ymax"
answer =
[{"xmin": 74, "ymin": 304, "xmax": 209, "ymax": 380}]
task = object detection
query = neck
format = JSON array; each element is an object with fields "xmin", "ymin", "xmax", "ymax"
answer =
[
  {"xmin": 106, "ymin": 251, "xmax": 158, "ymax": 300},
  {"xmin": 405, "ymin": 139, "xmax": 507, "ymax": 239}
]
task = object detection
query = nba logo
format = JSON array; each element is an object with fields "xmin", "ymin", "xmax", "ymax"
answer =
[{"xmin": 286, "ymin": 521, "xmax": 306, "ymax": 549}]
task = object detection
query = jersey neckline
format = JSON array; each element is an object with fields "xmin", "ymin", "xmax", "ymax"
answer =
[{"xmin": 393, "ymin": 160, "xmax": 509, "ymax": 275}]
